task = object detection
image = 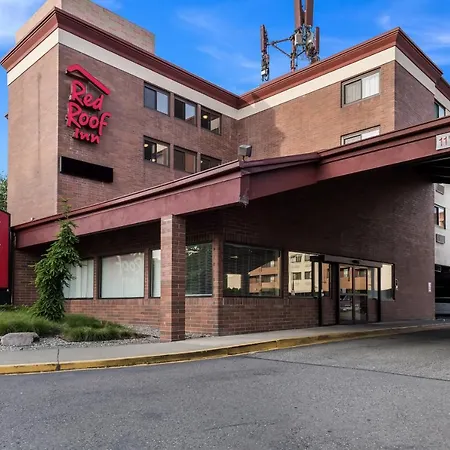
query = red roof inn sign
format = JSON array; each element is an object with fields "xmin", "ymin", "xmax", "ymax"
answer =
[{"xmin": 66, "ymin": 65, "xmax": 111, "ymax": 145}]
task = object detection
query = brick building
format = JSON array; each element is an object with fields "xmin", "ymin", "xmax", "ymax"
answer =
[{"xmin": 2, "ymin": 0, "xmax": 450, "ymax": 341}]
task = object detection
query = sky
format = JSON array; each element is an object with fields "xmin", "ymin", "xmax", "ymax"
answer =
[{"xmin": 0, "ymin": 0, "xmax": 449, "ymax": 174}]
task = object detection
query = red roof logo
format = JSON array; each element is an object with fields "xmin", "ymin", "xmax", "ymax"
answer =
[{"xmin": 66, "ymin": 64, "xmax": 112, "ymax": 145}]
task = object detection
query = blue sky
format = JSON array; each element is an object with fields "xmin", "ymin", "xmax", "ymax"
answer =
[{"xmin": 0, "ymin": 0, "xmax": 449, "ymax": 174}]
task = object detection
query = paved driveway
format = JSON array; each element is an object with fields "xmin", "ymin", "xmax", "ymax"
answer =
[{"xmin": 1, "ymin": 329, "xmax": 450, "ymax": 449}]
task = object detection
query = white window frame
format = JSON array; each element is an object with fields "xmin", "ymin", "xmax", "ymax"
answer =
[
  {"xmin": 342, "ymin": 70, "xmax": 380, "ymax": 106},
  {"xmin": 341, "ymin": 126, "xmax": 380, "ymax": 145}
]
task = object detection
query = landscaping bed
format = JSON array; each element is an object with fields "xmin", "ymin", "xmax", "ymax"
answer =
[
  {"xmin": 0, "ymin": 306, "xmax": 157, "ymax": 350},
  {"xmin": 0, "ymin": 307, "xmax": 211, "ymax": 351}
]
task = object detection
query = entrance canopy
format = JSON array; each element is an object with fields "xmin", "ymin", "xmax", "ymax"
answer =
[{"xmin": 14, "ymin": 116, "xmax": 450, "ymax": 248}]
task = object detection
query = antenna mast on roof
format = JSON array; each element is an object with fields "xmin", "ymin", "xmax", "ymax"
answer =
[{"xmin": 261, "ymin": 0, "xmax": 320, "ymax": 82}]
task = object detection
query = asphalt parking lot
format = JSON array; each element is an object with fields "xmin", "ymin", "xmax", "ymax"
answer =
[{"xmin": 1, "ymin": 328, "xmax": 450, "ymax": 450}]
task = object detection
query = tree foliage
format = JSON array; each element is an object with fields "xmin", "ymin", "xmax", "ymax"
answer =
[
  {"xmin": 0, "ymin": 173, "xmax": 6, "ymax": 212},
  {"xmin": 32, "ymin": 200, "xmax": 81, "ymax": 322}
]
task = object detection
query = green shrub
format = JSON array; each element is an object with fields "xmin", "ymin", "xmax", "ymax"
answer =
[
  {"xmin": 62, "ymin": 324, "xmax": 135, "ymax": 342},
  {"xmin": 63, "ymin": 314, "xmax": 104, "ymax": 329},
  {"xmin": 32, "ymin": 200, "xmax": 81, "ymax": 322},
  {"xmin": 0, "ymin": 311, "xmax": 61, "ymax": 337}
]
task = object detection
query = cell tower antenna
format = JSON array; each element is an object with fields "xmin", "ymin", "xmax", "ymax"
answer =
[{"xmin": 260, "ymin": 0, "xmax": 320, "ymax": 82}]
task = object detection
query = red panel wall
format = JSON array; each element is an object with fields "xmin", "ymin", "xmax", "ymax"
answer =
[{"xmin": 0, "ymin": 211, "xmax": 10, "ymax": 289}]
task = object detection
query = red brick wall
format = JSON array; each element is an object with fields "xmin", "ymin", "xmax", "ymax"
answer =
[
  {"xmin": 237, "ymin": 62, "xmax": 396, "ymax": 159},
  {"xmin": 394, "ymin": 62, "xmax": 436, "ymax": 129},
  {"xmin": 217, "ymin": 168, "xmax": 434, "ymax": 332},
  {"xmin": 57, "ymin": 46, "xmax": 238, "ymax": 213},
  {"xmin": 12, "ymin": 249, "xmax": 41, "ymax": 306}
]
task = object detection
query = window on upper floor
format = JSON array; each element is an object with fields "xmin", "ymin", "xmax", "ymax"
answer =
[
  {"xmin": 201, "ymin": 107, "xmax": 221, "ymax": 134},
  {"xmin": 342, "ymin": 71, "xmax": 380, "ymax": 105},
  {"xmin": 174, "ymin": 97, "xmax": 197, "ymax": 125},
  {"xmin": 435, "ymin": 101, "xmax": 446, "ymax": 119},
  {"xmin": 143, "ymin": 137, "xmax": 170, "ymax": 167},
  {"xmin": 341, "ymin": 126, "xmax": 380, "ymax": 145},
  {"xmin": 435, "ymin": 204, "xmax": 446, "ymax": 229},
  {"xmin": 200, "ymin": 155, "xmax": 221, "ymax": 171},
  {"xmin": 174, "ymin": 147, "xmax": 197, "ymax": 173},
  {"xmin": 144, "ymin": 84, "xmax": 169, "ymax": 115}
]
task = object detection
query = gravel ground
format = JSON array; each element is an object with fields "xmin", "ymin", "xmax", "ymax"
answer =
[{"xmin": 0, "ymin": 325, "xmax": 212, "ymax": 352}]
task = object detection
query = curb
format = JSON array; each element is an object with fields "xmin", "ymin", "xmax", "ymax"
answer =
[{"xmin": 0, "ymin": 323, "xmax": 448, "ymax": 375}]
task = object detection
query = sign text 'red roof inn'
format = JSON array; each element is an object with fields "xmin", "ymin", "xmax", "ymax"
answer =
[{"xmin": 66, "ymin": 64, "xmax": 111, "ymax": 145}]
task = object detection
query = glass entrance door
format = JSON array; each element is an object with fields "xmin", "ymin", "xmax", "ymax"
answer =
[{"xmin": 339, "ymin": 265, "xmax": 368, "ymax": 324}]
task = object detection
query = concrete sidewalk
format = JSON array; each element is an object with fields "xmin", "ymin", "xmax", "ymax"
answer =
[{"xmin": 1, "ymin": 320, "xmax": 448, "ymax": 375}]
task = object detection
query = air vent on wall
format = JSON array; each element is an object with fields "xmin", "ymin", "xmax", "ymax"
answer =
[
  {"xmin": 436, "ymin": 184, "xmax": 445, "ymax": 194},
  {"xmin": 436, "ymin": 233, "xmax": 446, "ymax": 244}
]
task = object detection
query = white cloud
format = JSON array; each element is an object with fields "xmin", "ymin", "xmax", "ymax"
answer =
[
  {"xmin": 0, "ymin": 0, "xmax": 44, "ymax": 44},
  {"xmin": 377, "ymin": 14, "xmax": 392, "ymax": 30},
  {"xmin": 177, "ymin": 6, "xmax": 262, "ymax": 90},
  {"xmin": 372, "ymin": 1, "xmax": 450, "ymax": 72},
  {"xmin": 197, "ymin": 45, "xmax": 259, "ymax": 70}
]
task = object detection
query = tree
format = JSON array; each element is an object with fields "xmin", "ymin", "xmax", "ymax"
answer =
[
  {"xmin": 32, "ymin": 200, "xmax": 81, "ymax": 321},
  {"xmin": 0, "ymin": 173, "xmax": 6, "ymax": 212}
]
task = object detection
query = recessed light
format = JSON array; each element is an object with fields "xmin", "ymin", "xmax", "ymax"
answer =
[
  {"xmin": 144, "ymin": 143, "xmax": 149, "ymax": 147},
  {"xmin": 202, "ymin": 114, "xmax": 208, "ymax": 119}
]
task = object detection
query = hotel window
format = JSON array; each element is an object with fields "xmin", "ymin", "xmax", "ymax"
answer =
[
  {"xmin": 63, "ymin": 259, "xmax": 94, "ymax": 299},
  {"xmin": 186, "ymin": 243, "xmax": 213, "ymax": 296},
  {"xmin": 200, "ymin": 155, "xmax": 221, "ymax": 171},
  {"xmin": 304, "ymin": 271, "xmax": 312, "ymax": 280},
  {"xmin": 174, "ymin": 147, "xmax": 197, "ymax": 173},
  {"xmin": 224, "ymin": 244, "xmax": 281, "ymax": 297},
  {"xmin": 342, "ymin": 71, "xmax": 380, "ymax": 105},
  {"xmin": 143, "ymin": 138, "xmax": 170, "ymax": 167},
  {"xmin": 150, "ymin": 250, "xmax": 161, "ymax": 298},
  {"xmin": 201, "ymin": 108, "xmax": 221, "ymax": 134},
  {"xmin": 100, "ymin": 253, "xmax": 145, "ymax": 298},
  {"xmin": 435, "ymin": 101, "xmax": 446, "ymax": 118},
  {"xmin": 144, "ymin": 84, "xmax": 169, "ymax": 115},
  {"xmin": 341, "ymin": 126, "xmax": 380, "ymax": 145},
  {"xmin": 174, "ymin": 97, "xmax": 197, "ymax": 125},
  {"xmin": 434, "ymin": 204, "xmax": 446, "ymax": 229},
  {"xmin": 293, "ymin": 272, "xmax": 302, "ymax": 281}
]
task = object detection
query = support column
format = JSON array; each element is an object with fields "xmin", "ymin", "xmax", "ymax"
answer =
[{"xmin": 160, "ymin": 215, "xmax": 186, "ymax": 342}]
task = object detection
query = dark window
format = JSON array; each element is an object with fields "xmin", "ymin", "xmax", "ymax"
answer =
[
  {"xmin": 304, "ymin": 271, "xmax": 312, "ymax": 280},
  {"xmin": 186, "ymin": 244, "xmax": 213, "ymax": 296},
  {"xmin": 174, "ymin": 147, "xmax": 197, "ymax": 173},
  {"xmin": 293, "ymin": 272, "xmax": 302, "ymax": 281},
  {"xmin": 223, "ymin": 243, "xmax": 281, "ymax": 297},
  {"xmin": 144, "ymin": 84, "xmax": 169, "ymax": 115},
  {"xmin": 200, "ymin": 155, "xmax": 221, "ymax": 171},
  {"xmin": 59, "ymin": 156, "xmax": 113, "ymax": 183},
  {"xmin": 435, "ymin": 204, "xmax": 446, "ymax": 229},
  {"xmin": 201, "ymin": 108, "xmax": 221, "ymax": 134},
  {"xmin": 143, "ymin": 138, "xmax": 169, "ymax": 167},
  {"xmin": 435, "ymin": 101, "xmax": 446, "ymax": 119},
  {"xmin": 174, "ymin": 97, "xmax": 197, "ymax": 125}
]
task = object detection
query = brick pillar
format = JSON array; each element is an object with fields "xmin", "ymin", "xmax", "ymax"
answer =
[{"xmin": 160, "ymin": 215, "xmax": 186, "ymax": 342}]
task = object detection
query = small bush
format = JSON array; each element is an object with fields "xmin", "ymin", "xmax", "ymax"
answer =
[
  {"xmin": 63, "ymin": 314, "xmax": 104, "ymax": 329},
  {"xmin": 0, "ymin": 311, "xmax": 61, "ymax": 337},
  {"xmin": 62, "ymin": 324, "xmax": 135, "ymax": 342}
]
